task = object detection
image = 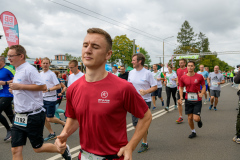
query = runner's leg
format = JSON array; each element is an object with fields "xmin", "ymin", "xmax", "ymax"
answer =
[
  {"xmin": 11, "ymin": 146, "xmax": 23, "ymax": 160},
  {"xmin": 171, "ymin": 87, "xmax": 177, "ymax": 106}
]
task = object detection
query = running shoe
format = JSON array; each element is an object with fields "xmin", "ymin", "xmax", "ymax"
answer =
[
  {"xmin": 152, "ymin": 107, "xmax": 156, "ymax": 111},
  {"xmin": 197, "ymin": 119, "xmax": 203, "ymax": 128},
  {"xmin": 44, "ymin": 132, "xmax": 57, "ymax": 142},
  {"xmin": 4, "ymin": 130, "xmax": 11, "ymax": 141},
  {"xmin": 209, "ymin": 105, "xmax": 213, "ymax": 110},
  {"xmin": 137, "ymin": 143, "xmax": 148, "ymax": 153},
  {"xmin": 188, "ymin": 132, "xmax": 197, "ymax": 139},
  {"xmin": 62, "ymin": 144, "xmax": 72, "ymax": 160},
  {"xmin": 233, "ymin": 136, "xmax": 237, "ymax": 142},
  {"xmin": 203, "ymin": 100, "xmax": 207, "ymax": 105},
  {"xmin": 236, "ymin": 138, "xmax": 240, "ymax": 144},
  {"xmin": 162, "ymin": 100, "xmax": 164, "ymax": 106},
  {"xmin": 176, "ymin": 117, "xmax": 183, "ymax": 123},
  {"xmin": 165, "ymin": 107, "xmax": 169, "ymax": 111},
  {"xmin": 174, "ymin": 105, "xmax": 177, "ymax": 110},
  {"xmin": 214, "ymin": 107, "xmax": 217, "ymax": 111}
]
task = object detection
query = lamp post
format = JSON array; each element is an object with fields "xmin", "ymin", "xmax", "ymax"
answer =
[{"xmin": 163, "ymin": 36, "xmax": 174, "ymax": 72}]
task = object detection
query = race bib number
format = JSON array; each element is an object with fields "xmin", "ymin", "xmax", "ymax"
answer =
[
  {"xmin": 14, "ymin": 114, "xmax": 28, "ymax": 127},
  {"xmin": 81, "ymin": 151, "xmax": 105, "ymax": 160},
  {"xmin": 187, "ymin": 93, "xmax": 198, "ymax": 101},
  {"xmin": 212, "ymin": 82, "xmax": 218, "ymax": 87},
  {"xmin": 167, "ymin": 82, "xmax": 172, "ymax": 87}
]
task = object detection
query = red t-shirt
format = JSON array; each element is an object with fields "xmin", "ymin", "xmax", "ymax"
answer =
[
  {"xmin": 177, "ymin": 67, "xmax": 188, "ymax": 89},
  {"xmin": 179, "ymin": 73, "xmax": 205, "ymax": 101},
  {"xmin": 65, "ymin": 73, "xmax": 149, "ymax": 159}
]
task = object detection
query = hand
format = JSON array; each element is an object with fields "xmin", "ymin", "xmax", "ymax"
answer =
[
  {"xmin": 9, "ymin": 83, "xmax": 22, "ymax": 90},
  {"xmin": 43, "ymin": 88, "xmax": 49, "ymax": 93},
  {"xmin": 58, "ymin": 93, "xmax": 63, "ymax": 97},
  {"xmin": 9, "ymin": 88, "xmax": 13, "ymax": 94},
  {"xmin": 178, "ymin": 99, "xmax": 182, "ymax": 104},
  {"xmin": 176, "ymin": 82, "xmax": 179, "ymax": 86},
  {"xmin": 117, "ymin": 146, "xmax": 132, "ymax": 160},
  {"xmin": 217, "ymin": 82, "xmax": 221, "ymax": 85},
  {"xmin": 198, "ymin": 91, "xmax": 203, "ymax": 98},
  {"xmin": 55, "ymin": 132, "xmax": 68, "ymax": 154},
  {"xmin": 139, "ymin": 89, "xmax": 147, "ymax": 96},
  {"xmin": 208, "ymin": 83, "xmax": 211, "ymax": 87}
]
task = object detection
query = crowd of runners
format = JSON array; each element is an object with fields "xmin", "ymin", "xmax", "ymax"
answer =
[{"xmin": 0, "ymin": 28, "xmax": 239, "ymax": 160}]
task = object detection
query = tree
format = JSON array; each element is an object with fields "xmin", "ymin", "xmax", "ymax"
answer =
[
  {"xmin": 65, "ymin": 53, "xmax": 81, "ymax": 61},
  {"xmin": 110, "ymin": 35, "xmax": 133, "ymax": 66},
  {"xmin": 177, "ymin": 20, "xmax": 196, "ymax": 48},
  {"xmin": 1, "ymin": 47, "xmax": 9, "ymax": 57},
  {"xmin": 196, "ymin": 32, "xmax": 210, "ymax": 52},
  {"xmin": 139, "ymin": 47, "xmax": 151, "ymax": 65},
  {"xmin": 1, "ymin": 47, "xmax": 29, "ymax": 58}
]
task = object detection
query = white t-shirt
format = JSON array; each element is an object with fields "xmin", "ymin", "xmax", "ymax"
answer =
[
  {"xmin": 40, "ymin": 70, "xmax": 59, "ymax": 101},
  {"xmin": 166, "ymin": 72, "xmax": 177, "ymax": 88},
  {"xmin": 152, "ymin": 70, "xmax": 164, "ymax": 88},
  {"xmin": 13, "ymin": 62, "xmax": 45, "ymax": 113},
  {"xmin": 67, "ymin": 71, "xmax": 84, "ymax": 87},
  {"xmin": 128, "ymin": 68, "xmax": 157, "ymax": 102},
  {"xmin": 112, "ymin": 72, "xmax": 119, "ymax": 76}
]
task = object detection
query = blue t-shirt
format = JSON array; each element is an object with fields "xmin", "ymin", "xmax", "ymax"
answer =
[
  {"xmin": 197, "ymin": 71, "xmax": 209, "ymax": 85},
  {"xmin": 0, "ymin": 65, "xmax": 15, "ymax": 97}
]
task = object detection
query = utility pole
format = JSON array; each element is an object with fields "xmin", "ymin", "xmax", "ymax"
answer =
[
  {"xmin": 163, "ymin": 36, "xmax": 174, "ymax": 72},
  {"xmin": 133, "ymin": 39, "xmax": 135, "ymax": 54}
]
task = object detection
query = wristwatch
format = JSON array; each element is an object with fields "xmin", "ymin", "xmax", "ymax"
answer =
[
  {"xmin": 48, "ymin": 88, "xmax": 50, "ymax": 92},
  {"xmin": 5, "ymin": 81, "xmax": 8, "ymax": 85}
]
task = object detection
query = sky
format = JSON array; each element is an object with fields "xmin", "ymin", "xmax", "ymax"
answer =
[{"xmin": 1, "ymin": 0, "xmax": 240, "ymax": 67}]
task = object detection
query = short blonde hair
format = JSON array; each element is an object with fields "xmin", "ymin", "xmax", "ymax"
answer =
[{"xmin": 42, "ymin": 57, "xmax": 51, "ymax": 64}]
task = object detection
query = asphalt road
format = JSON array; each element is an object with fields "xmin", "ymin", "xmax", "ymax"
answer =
[{"xmin": 0, "ymin": 83, "xmax": 239, "ymax": 160}]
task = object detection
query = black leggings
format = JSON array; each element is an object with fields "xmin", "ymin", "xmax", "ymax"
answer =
[
  {"xmin": 166, "ymin": 87, "xmax": 177, "ymax": 107},
  {"xmin": 0, "ymin": 97, "xmax": 14, "ymax": 130}
]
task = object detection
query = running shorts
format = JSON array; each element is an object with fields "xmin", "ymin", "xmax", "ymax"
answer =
[
  {"xmin": 151, "ymin": 88, "xmax": 162, "ymax": 98},
  {"xmin": 43, "ymin": 100, "xmax": 56, "ymax": 118},
  {"xmin": 11, "ymin": 111, "xmax": 45, "ymax": 148},
  {"xmin": 185, "ymin": 100, "xmax": 202, "ymax": 115},
  {"xmin": 210, "ymin": 90, "xmax": 220, "ymax": 98},
  {"xmin": 177, "ymin": 90, "xmax": 186, "ymax": 100}
]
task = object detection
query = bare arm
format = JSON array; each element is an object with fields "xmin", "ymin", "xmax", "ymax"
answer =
[
  {"xmin": 118, "ymin": 109, "xmax": 152, "ymax": 159},
  {"xmin": 139, "ymin": 85, "xmax": 157, "ymax": 96},
  {"xmin": 9, "ymin": 83, "xmax": 47, "ymax": 91},
  {"xmin": 54, "ymin": 117, "xmax": 79, "ymax": 153},
  {"xmin": 207, "ymin": 78, "xmax": 211, "ymax": 87}
]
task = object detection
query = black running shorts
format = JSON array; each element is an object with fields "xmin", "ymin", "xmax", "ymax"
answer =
[
  {"xmin": 185, "ymin": 100, "xmax": 202, "ymax": 115},
  {"xmin": 11, "ymin": 111, "xmax": 45, "ymax": 149}
]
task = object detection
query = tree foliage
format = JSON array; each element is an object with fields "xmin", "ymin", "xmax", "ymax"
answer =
[
  {"xmin": 110, "ymin": 35, "xmax": 133, "ymax": 66},
  {"xmin": 171, "ymin": 20, "xmax": 233, "ymax": 72},
  {"xmin": 65, "ymin": 53, "xmax": 81, "ymax": 61},
  {"xmin": 140, "ymin": 47, "xmax": 151, "ymax": 65}
]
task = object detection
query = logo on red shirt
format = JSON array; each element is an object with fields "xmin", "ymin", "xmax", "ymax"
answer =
[
  {"xmin": 101, "ymin": 91, "xmax": 108, "ymax": 98},
  {"xmin": 194, "ymin": 79, "xmax": 198, "ymax": 83},
  {"xmin": 98, "ymin": 91, "xmax": 110, "ymax": 103}
]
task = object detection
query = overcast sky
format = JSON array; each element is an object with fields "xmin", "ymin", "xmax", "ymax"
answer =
[{"xmin": 1, "ymin": 0, "xmax": 240, "ymax": 67}]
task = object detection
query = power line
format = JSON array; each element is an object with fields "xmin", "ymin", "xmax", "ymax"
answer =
[
  {"xmin": 48, "ymin": 0, "xmax": 177, "ymax": 46},
  {"xmin": 62, "ymin": 0, "xmax": 177, "ymax": 46}
]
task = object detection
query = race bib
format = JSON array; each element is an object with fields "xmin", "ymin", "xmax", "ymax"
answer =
[
  {"xmin": 14, "ymin": 114, "xmax": 28, "ymax": 127},
  {"xmin": 187, "ymin": 93, "xmax": 198, "ymax": 101},
  {"xmin": 81, "ymin": 151, "xmax": 105, "ymax": 160},
  {"xmin": 212, "ymin": 82, "xmax": 218, "ymax": 87},
  {"xmin": 167, "ymin": 82, "xmax": 173, "ymax": 87}
]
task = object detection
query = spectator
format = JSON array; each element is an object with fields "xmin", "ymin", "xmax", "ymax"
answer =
[
  {"xmin": 119, "ymin": 65, "xmax": 129, "ymax": 80},
  {"xmin": 34, "ymin": 58, "xmax": 40, "ymax": 71}
]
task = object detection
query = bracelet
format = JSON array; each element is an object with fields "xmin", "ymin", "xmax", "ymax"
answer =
[{"xmin": 5, "ymin": 81, "xmax": 8, "ymax": 85}]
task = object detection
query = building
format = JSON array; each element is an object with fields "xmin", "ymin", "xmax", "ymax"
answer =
[{"xmin": 55, "ymin": 54, "xmax": 66, "ymax": 61}]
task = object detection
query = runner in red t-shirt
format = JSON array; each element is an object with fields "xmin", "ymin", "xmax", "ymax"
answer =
[
  {"xmin": 176, "ymin": 59, "xmax": 188, "ymax": 123},
  {"xmin": 179, "ymin": 61, "xmax": 205, "ymax": 139},
  {"xmin": 54, "ymin": 28, "xmax": 152, "ymax": 160}
]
